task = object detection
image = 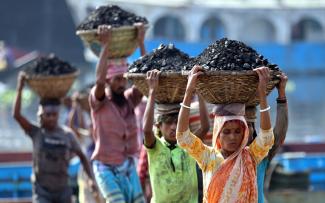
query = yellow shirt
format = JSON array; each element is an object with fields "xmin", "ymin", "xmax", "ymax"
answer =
[{"xmin": 176, "ymin": 128, "xmax": 274, "ymax": 202}]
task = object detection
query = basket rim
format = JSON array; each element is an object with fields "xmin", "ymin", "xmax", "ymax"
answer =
[
  {"xmin": 24, "ymin": 69, "xmax": 80, "ymax": 80},
  {"xmin": 183, "ymin": 69, "xmax": 281, "ymax": 76},
  {"xmin": 76, "ymin": 24, "xmax": 149, "ymax": 35},
  {"xmin": 126, "ymin": 70, "xmax": 282, "ymax": 78},
  {"xmin": 125, "ymin": 71, "xmax": 184, "ymax": 79}
]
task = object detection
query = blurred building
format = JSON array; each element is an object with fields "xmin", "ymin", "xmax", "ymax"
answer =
[
  {"xmin": 67, "ymin": 0, "xmax": 325, "ymax": 73},
  {"xmin": 0, "ymin": 0, "xmax": 86, "ymax": 64},
  {"xmin": 67, "ymin": 0, "xmax": 325, "ymax": 44}
]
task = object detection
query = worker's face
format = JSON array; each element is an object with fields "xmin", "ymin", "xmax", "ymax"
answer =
[
  {"xmin": 40, "ymin": 110, "xmax": 59, "ymax": 130},
  {"xmin": 158, "ymin": 114, "xmax": 178, "ymax": 144},
  {"xmin": 219, "ymin": 120, "xmax": 245, "ymax": 154},
  {"xmin": 107, "ymin": 74, "xmax": 127, "ymax": 95}
]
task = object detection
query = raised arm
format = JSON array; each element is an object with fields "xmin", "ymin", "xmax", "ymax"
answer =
[
  {"xmin": 135, "ymin": 23, "xmax": 146, "ymax": 56},
  {"xmin": 12, "ymin": 72, "xmax": 33, "ymax": 133},
  {"xmin": 177, "ymin": 65, "xmax": 203, "ymax": 133},
  {"xmin": 94, "ymin": 25, "xmax": 112, "ymax": 100},
  {"xmin": 268, "ymin": 72, "xmax": 288, "ymax": 161},
  {"xmin": 255, "ymin": 67, "xmax": 272, "ymax": 131},
  {"xmin": 249, "ymin": 67, "xmax": 275, "ymax": 163},
  {"xmin": 193, "ymin": 94, "xmax": 210, "ymax": 139},
  {"xmin": 143, "ymin": 70, "xmax": 160, "ymax": 148},
  {"xmin": 177, "ymin": 66, "xmax": 215, "ymax": 169}
]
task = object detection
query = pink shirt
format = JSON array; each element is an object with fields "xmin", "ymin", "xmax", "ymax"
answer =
[{"xmin": 90, "ymin": 86, "xmax": 142, "ymax": 165}]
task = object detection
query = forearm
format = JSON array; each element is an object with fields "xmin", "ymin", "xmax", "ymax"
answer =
[
  {"xmin": 259, "ymin": 94, "xmax": 272, "ymax": 130},
  {"xmin": 139, "ymin": 42, "xmax": 146, "ymax": 56},
  {"xmin": 96, "ymin": 45, "xmax": 109, "ymax": 85},
  {"xmin": 177, "ymin": 89, "xmax": 194, "ymax": 133},
  {"xmin": 195, "ymin": 95, "xmax": 210, "ymax": 139},
  {"xmin": 80, "ymin": 155, "xmax": 95, "ymax": 180},
  {"xmin": 143, "ymin": 89, "xmax": 156, "ymax": 146},
  {"xmin": 12, "ymin": 82, "xmax": 33, "ymax": 133},
  {"xmin": 13, "ymin": 87, "xmax": 23, "ymax": 119},
  {"xmin": 269, "ymin": 102, "xmax": 288, "ymax": 160},
  {"xmin": 94, "ymin": 45, "xmax": 109, "ymax": 99}
]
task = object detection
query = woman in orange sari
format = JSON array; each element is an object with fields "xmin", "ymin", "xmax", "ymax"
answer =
[{"xmin": 176, "ymin": 65, "xmax": 274, "ymax": 203}]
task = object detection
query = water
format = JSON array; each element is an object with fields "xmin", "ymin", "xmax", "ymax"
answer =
[{"xmin": 268, "ymin": 74, "xmax": 325, "ymax": 143}]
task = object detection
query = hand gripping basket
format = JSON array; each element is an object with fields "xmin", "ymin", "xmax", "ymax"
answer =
[{"xmin": 246, "ymin": 70, "xmax": 281, "ymax": 106}]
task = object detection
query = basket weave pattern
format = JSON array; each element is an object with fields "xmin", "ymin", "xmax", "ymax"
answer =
[
  {"xmin": 25, "ymin": 71, "xmax": 79, "ymax": 99},
  {"xmin": 247, "ymin": 71, "xmax": 281, "ymax": 106},
  {"xmin": 195, "ymin": 71, "xmax": 259, "ymax": 104},
  {"xmin": 126, "ymin": 72, "xmax": 187, "ymax": 104},
  {"xmin": 195, "ymin": 70, "xmax": 281, "ymax": 105},
  {"xmin": 76, "ymin": 26, "xmax": 138, "ymax": 59}
]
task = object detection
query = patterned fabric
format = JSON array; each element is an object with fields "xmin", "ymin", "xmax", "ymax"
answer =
[
  {"xmin": 137, "ymin": 146, "xmax": 149, "ymax": 187},
  {"xmin": 177, "ymin": 116, "xmax": 274, "ymax": 203},
  {"xmin": 92, "ymin": 159, "xmax": 145, "ymax": 203},
  {"xmin": 155, "ymin": 103, "xmax": 181, "ymax": 116},
  {"xmin": 89, "ymin": 86, "xmax": 141, "ymax": 165},
  {"xmin": 146, "ymin": 136, "xmax": 198, "ymax": 203},
  {"xmin": 106, "ymin": 58, "xmax": 128, "ymax": 79}
]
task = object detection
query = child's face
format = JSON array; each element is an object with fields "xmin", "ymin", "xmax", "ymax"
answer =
[
  {"xmin": 40, "ymin": 111, "xmax": 59, "ymax": 130},
  {"xmin": 158, "ymin": 115, "xmax": 178, "ymax": 144},
  {"xmin": 219, "ymin": 121, "xmax": 244, "ymax": 153}
]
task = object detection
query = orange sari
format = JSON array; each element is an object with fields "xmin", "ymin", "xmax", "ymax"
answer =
[{"xmin": 207, "ymin": 116, "xmax": 258, "ymax": 203}]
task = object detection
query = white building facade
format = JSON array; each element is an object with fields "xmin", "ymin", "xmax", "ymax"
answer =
[{"xmin": 67, "ymin": 0, "xmax": 325, "ymax": 44}]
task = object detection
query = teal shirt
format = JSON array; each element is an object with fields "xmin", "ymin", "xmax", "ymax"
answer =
[
  {"xmin": 146, "ymin": 137, "xmax": 198, "ymax": 203},
  {"xmin": 257, "ymin": 158, "xmax": 269, "ymax": 203}
]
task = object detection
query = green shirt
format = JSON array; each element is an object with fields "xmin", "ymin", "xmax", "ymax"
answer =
[{"xmin": 146, "ymin": 137, "xmax": 198, "ymax": 203}]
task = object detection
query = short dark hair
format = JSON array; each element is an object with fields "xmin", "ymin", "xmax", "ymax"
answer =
[
  {"xmin": 39, "ymin": 98, "xmax": 61, "ymax": 106},
  {"xmin": 157, "ymin": 113, "xmax": 179, "ymax": 124}
]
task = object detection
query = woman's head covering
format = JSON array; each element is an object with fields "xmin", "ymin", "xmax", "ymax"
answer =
[
  {"xmin": 207, "ymin": 103, "xmax": 258, "ymax": 203},
  {"xmin": 212, "ymin": 103, "xmax": 248, "ymax": 149},
  {"xmin": 106, "ymin": 58, "xmax": 128, "ymax": 80}
]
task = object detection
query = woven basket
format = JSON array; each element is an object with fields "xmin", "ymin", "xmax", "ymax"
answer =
[
  {"xmin": 76, "ymin": 25, "xmax": 147, "ymax": 59},
  {"xmin": 24, "ymin": 70, "xmax": 79, "ymax": 99},
  {"xmin": 246, "ymin": 70, "xmax": 281, "ymax": 106},
  {"xmin": 194, "ymin": 70, "xmax": 281, "ymax": 105},
  {"xmin": 126, "ymin": 72, "xmax": 188, "ymax": 104},
  {"xmin": 193, "ymin": 70, "xmax": 259, "ymax": 104}
]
